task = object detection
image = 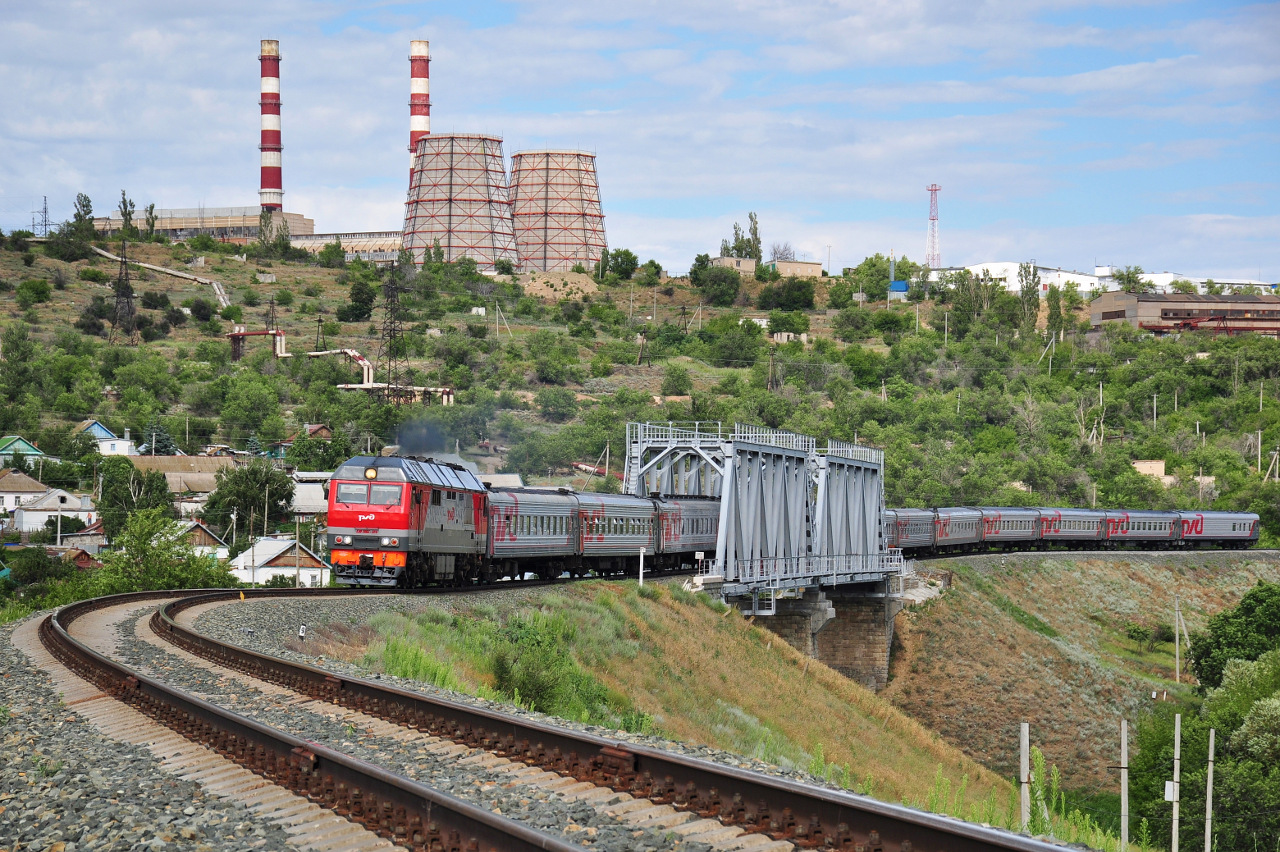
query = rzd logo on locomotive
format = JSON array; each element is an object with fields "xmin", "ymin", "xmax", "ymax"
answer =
[
  {"xmin": 1181, "ymin": 514, "xmax": 1204, "ymax": 536},
  {"xmin": 358, "ymin": 513, "xmax": 377, "ymax": 522}
]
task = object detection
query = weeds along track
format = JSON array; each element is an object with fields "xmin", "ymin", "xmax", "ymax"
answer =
[
  {"xmin": 127, "ymin": 587, "xmax": 1070, "ymax": 852},
  {"xmin": 39, "ymin": 590, "xmax": 587, "ymax": 852}
]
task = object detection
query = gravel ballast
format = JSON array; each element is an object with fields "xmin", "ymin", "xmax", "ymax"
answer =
[
  {"xmin": 122, "ymin": 605, "xmax": 711, "ymax": 852},
  {"xmin": 0, "ymin": 615, "xmax": 297, "ymax": 852}
]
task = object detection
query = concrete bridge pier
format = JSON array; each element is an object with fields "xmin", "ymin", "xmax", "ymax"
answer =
[{"xmin": 761, "ymin": 582, "xmax": 903, "ymax": 692}]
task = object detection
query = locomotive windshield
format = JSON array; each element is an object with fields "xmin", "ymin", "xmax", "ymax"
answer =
[{"xmin": 333, "ymin": 483, "xmax": 404, "ymax": 506}]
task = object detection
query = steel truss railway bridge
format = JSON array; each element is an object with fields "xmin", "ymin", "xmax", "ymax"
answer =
[{"xmin": 624, "ymin": 422, "xmax": 906, "ymax": 688}]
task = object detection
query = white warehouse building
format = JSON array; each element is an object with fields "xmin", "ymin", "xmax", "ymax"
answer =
[{"xmin": 929, "ymin": 263, "xmax": 1271, "ymax": 296}]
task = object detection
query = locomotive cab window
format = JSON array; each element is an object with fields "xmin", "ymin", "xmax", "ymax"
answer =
[
  {"xmin": 369, "ymin": 484, "xmax": 403, "ymax": 506},
  {"xmin": 335, "ymin": 483, "xmax": 368, "ymax": 504}
]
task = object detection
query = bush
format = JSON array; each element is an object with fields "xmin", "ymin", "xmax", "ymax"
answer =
[
  {"xmin": 140, "ymin": 290, "xmax": 170, "ymax": 310},
  {"xmin": 51, "ymin": 268, "xmax": 68, "ymax": 290},
  {"xmin": 660, "ymin": 364, "xmax": 693, "ymax": 396},
  {"xmin": 757, "ymin": 277, "xmax": 815, "ymax": 311},
  {"xmin": 165, "ymin": 306, "xmax": 187, "ymax": 326},
  {"xmin": 695, "ymin": 266, "xmax": 741, "ymax": 307},
  {"xmin": 188, "ymin": 297, "xmax": 216, "ymax": 322},
  {"xmin": 768, "ymin": 310, "xmax": 809, "ymax": 335},
  {"xmin": 302, "ymin": 284, "xmax": 321, "ymax": 297},
  {"xmin": 241, "ymin": 289, "xmax": 261, "ymax": 307},
  {"xmin": 16, "ymin": 279, "xmax": 51, "ymax": 309},
  {"xmin": 274, "ymin": 289, "xmax": 293, "ymax": 307},
  {"xmin": 219, "ymin": 304, "xmax": 243, "ymax": 322},
  {"xmin": 494, "ymin": 258, "xmax": 515, "ymax": 275},
  {"xmin": 78, "ymin": 267, "xmax": 110, "ymax": 284},
  {"xmin": 7, "ymin": 229, "xmax": 33, "ymax": 252},
  {"xmin": 535, "ymin": 387, "xmax": 578, "ymax": 422},
  {"xmin": 21, "ymin": 252, "xmax": 35, "ymax": 267},
  {"xmin": 465, "ymin": 322, "xmax": 488, "ymax": 339},
  {"xmin": 262, "ymin": 573, "xmax": 297, "ymax": 588},
  {"xmin": 832, "ymin": 306, "xmax": 872, "ymax": 341}
]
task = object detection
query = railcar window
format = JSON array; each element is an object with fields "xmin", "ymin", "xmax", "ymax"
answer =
[
  {"xmin": 431, "ymin": 490, "xmax": 442, "ymax": 506},
  {"xmin": 336, "ymin": 483, "xmax": 368, "ymax": 504},
  {"xmin": 369, "ymin": 485, "xmax": 403, "ymax": 506}
]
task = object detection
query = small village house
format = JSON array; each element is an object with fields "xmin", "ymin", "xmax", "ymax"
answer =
[{"xmin": 228, "ymin": 538, "xmax": 330, "ymax": 587}]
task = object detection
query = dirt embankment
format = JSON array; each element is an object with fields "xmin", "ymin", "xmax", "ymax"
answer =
[{"xmin": 883, "ymin": 551, "xmax": 1280, "ymax": 789}]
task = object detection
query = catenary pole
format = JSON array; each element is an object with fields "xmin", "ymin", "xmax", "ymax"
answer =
[
  {"xmin": 1020, "ymin": 722, "xmax": 1030, "ymax": 831},
  {"xmin": 1172, "ymin": 713, "xmax": 1181, "ymax": 852},
  {"xmin": 1204, "ymin": 728, "xmax": 1215, "ymax": 852}
]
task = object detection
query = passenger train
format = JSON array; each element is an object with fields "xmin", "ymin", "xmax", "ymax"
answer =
[{"xmin": 326, "ymin": 455, "xmax": 1261, "ymax": 588}]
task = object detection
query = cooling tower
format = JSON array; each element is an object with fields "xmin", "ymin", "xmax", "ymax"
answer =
[
  {"xmin": 509, "ymin": 150, "xmax": 606, "ymax": 273},
  {"xmin": 402, "ymin": 134, "xmax": 517, "ymax": 272}
]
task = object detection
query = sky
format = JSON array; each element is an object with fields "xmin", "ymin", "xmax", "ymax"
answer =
[{"xmin": 1, "ymin": 0, "xmax": 1277, "ymax": 279}]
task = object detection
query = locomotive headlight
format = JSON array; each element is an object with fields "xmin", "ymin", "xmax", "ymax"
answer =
[
  {"xmin": 365, "ymin": 467, "xmax": 377, "ymax": 480},
  {"xmin": 380, "ymin": 537, "xmax": 390, "ymax": 546}
]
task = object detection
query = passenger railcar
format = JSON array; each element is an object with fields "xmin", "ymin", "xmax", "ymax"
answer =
[{"xmin": 328, "ymin": 454, "xmax": 1261, "ymax": 587}]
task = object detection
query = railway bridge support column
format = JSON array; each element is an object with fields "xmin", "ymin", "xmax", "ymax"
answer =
[{"xmin": 762, "ymin": 581, "xmax": 902, "ymax": 692}]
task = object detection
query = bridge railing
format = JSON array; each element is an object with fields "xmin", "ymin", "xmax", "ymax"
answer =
[{"xmin": 706, "ymin": 550, "xmax": 907, "ymax": 594}]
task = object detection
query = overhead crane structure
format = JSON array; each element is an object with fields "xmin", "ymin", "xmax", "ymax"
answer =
[{"xmin": 624, "ymin": 422, "xmax": 898, "ymax": 604}]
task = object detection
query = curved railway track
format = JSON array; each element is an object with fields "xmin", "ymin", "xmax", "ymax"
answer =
[{"xmin": 32, "ymin": 587, "xmax": 1078, "ymax": 852}]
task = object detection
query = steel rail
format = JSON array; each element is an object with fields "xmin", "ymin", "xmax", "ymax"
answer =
[
  {"xmin": 156, "ymin": 589, "xmax": 1070, "ymax": 852},
  {"xmin": 41, "ymin": 590, "xmax": 587, "ymax": 852}
]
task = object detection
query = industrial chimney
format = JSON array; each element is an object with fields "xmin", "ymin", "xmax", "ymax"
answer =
[
  {"xmin": 408, "ymin": 40, "xmax": 431, "ymax": 172},
  {"xmin": 259, "ymin": 39, "xmax": 283, "ymax": 212}
]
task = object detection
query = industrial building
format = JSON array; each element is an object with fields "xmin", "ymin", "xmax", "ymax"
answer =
[
  {"xmin": 510, "ymin": 151, "xmax": 607, "ymax": 273},
  {"xmin": 1090, "ymin": 291, "xmax": 1280, "ymax": 336},
  {"xmin": 401, "ymin": 134, "xmax": 518, "ymax": 272},
  {"xmin": 931, "ymin": 261, "xmax": 1271, "ymax": 296}
]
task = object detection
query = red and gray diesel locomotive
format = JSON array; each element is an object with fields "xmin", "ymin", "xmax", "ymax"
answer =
[{"xmin": 327, "ymin": 455, "xmax": 1261, "ymax": 587}]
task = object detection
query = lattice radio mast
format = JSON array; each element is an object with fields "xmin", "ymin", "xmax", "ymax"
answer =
[
  {"xmin": 376, "ymin": 266, "xmax": 412, "ymax": 406},
  {"xmin": 109, "ymin": 240, "xmax": 138, "ymax": 345},
  {"xmin": 925, "ymin": 184, "xmax": 941, "ymax": 270}
]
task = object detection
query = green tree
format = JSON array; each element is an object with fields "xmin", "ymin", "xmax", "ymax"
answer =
[
  {"xmin": 317, "ymin": 240, "xmax": 346, "ymax": 268},
  {"xmin": 608, "ymin": 248, "xmax": 638, "ymax": 280},
  {"xmin": 144, "ymin": 203, "xmax": 157, "ymax": 239},
  {"xmin": 118, "ymin": 189, "xmax": 137, "ymax": 238},
  {"xmin": 660, "ymin": 364, "xmax": 693, "ymax": 396},
  {"xmin": 1017, "ymin": 263, "xmax": 1041, "ymax": 329},
  {"xmin": 202, "ymin": 459, "xmax": 294, "ymax": 543},
  {"xmin": 336, "ymin": 262, "xmax": 378, "ymax": 322},
  {"xmin": 1046, "ymin": 284, "xmax": 1063, "ymax": 335},
  {"xmin": 1189, "ymin": 581, "xmax": 1280, "ymax": 690},
  {"xmin": 720, "ymin": 213, "xmax": 762, "ymax": 261},
  {"xmin": 494, "ymin": 257, "xmax": 515, "ymax": 276},
  {"xmin": 94, "ymin": 508, "xmax": 235, "ymax": 594},
  {"xmin": 688, "ymin": 253, "xmax": 712, "ymax": 287},
  {"xmin": 595, "ymin": 247, "xmax": 610, "ymax": 283},
  {"xmin": 44, "ymin": 222, "xmax": 91, "ymax": 262},
  {"xmin": 98, "ymin": 457, "xmax": 175, "ymax": 541},
  {"xmin": 139, "ymin": 415, "xmax": 180, "ymax": 455},
  {"xmin": 535, "ymin": 387, "xmax": 578, "ymax": 422},
  {"xmin": 71, "ymin": 193, "xmax": 95, "ymax": 242},
  {"xmin": 767, "ymin": 310, "xmax": 810, "ymax": 335},
  {"xmin": 8, "ymin": 546, "xmax": 73, "ymax": 587},
  {"xmin": 695, "ymin": 266, "xmax": 741, "ymax": 307},
  {"xmin": 1114, "ymin": 265, "xmax": 1154, "ymax": 294},
  {"xmin": 1169, "ymin": 278, "xmax": 1197, "ymax": 294}
]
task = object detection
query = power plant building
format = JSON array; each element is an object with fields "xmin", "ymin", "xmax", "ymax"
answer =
[
  {"xmin": 402, "ymin": 134, "xmax": 517, "ymax": 272},
  {"xmin": 510, "ymin": 151, "xmax": 607, "ymax": 273}
]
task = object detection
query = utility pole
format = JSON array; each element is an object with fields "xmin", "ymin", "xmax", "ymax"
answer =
[
  {"xmin": 264, "ymin": 484, "xmax": 270, "ymax": 538},
  {"xmin": 1153, "ymin": 394, "xmax": 1157, "ymax": 429},
  {"xmin": 1175, "ymin": 594, "xmax": 1181, "ymax": 682},
  {"xmin": 295, "ymin": 513, "xmax": 301, "ymax": 588},
  {"xmin": 1120, "ymin": 719, "xmax": 1129, "ymax": 852},
  {"xmin": 944, "ymin": 312, "xmax": 948, "ymax": 347}
]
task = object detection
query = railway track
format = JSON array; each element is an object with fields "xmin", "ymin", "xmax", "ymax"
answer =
[
  {"xmin": 36, "ymin": 590, "xmax": 588, "ymax": 852},
  {"xmin": 27, "ymin": 587, "xmax": 1079, "ymax": 852}
]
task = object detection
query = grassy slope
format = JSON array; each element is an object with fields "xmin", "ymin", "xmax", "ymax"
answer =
[
  {"xmin": 313, "ymin": 580, "xmax": 1014, "ymax": 811},
  {"xmin": 882, "ymin": 551, "xmax": 1280, "ymax": 791}
]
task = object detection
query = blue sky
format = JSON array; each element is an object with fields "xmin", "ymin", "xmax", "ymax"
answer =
[{"xmin": 1, "ymin": 0, "xmax": 1276, "ymax": 279}]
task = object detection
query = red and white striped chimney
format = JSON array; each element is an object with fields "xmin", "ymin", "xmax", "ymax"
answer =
[
  {"xmin": 259, "ymin": 39, "xmax": 283, "ymax": 212},
  {"xmin": 408, "ymin": 40, "xmax": 431, "ymax": 171}
]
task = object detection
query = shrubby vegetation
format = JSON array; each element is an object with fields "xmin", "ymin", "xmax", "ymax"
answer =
[{"xmin": 1132, "ymin": 583, "xmax": 1280, "ymax": 850}]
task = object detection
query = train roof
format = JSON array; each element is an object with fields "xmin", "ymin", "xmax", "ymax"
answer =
[{"xmin": 333, "ymin": 456, "xmax": 487, "ymax": 492}]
